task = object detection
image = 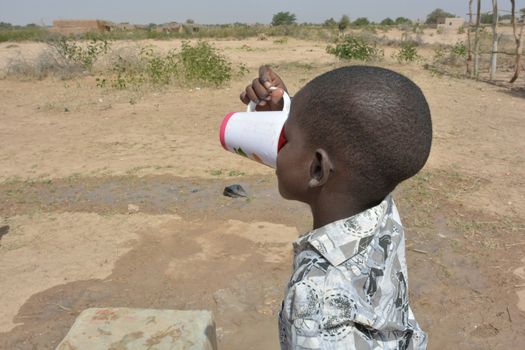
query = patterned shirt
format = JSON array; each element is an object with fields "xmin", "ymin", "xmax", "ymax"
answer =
[{"xmin": 279, "ymin": 196, "xmax": 427, "ymax": 350}]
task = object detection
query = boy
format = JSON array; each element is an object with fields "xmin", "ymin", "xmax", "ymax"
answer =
[{"xmin": 240, "ymin": 65, "xmax": 431, "ymax": 350}]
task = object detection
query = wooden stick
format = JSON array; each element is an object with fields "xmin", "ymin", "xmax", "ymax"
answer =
[{"xmin": 410, "ymin": 248, "xmax": 428, "ymax": 254}]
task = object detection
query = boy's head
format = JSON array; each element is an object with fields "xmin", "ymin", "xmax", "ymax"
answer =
[{"xmin": 276, "ymin": 66, "xmax": 432, "ymax": 208}]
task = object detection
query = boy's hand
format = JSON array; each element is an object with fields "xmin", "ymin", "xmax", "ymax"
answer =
[{"xmin": 240, "ymin": 65, "xmax": 287, "ymax": 111}]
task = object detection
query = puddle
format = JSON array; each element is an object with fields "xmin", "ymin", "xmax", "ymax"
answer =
[
  {"xmin": 0, "ymin": 174, "xmax": 310, "ymax": 231},
  {"xmin": 0, "ymin": 175, "xmax": 278, "ymax": 216}
]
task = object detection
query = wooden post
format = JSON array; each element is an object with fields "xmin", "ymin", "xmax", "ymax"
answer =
[
  {"xmin": 467, "ymin": 0, "xmax": 474, "ymax": 75},
  {"xmin": 473, "ymin": 0, "xmax": 482, "ymax": 79},
  {"xmin": 490, "ymin": 0, "xmax": 499, "ymax": 80},
  {"xmin": 509, "ymin": 0, "xmax": 524, "ymax": 83}
]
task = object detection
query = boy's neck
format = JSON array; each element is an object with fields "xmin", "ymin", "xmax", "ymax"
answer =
[{"xmin": 309, "ymin": 192, "xmax": 373, "ymax": 230}]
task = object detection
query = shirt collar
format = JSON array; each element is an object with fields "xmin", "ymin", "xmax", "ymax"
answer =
[{"xmin": 294, "ymin": 196, "xmax": 391, "ymax": 266}]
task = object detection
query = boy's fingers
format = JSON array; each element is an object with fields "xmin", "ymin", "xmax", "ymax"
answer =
[
  {"xmin": 259, "ymin": 65, "xmax": 287, "ymax": 89},
  {"xmin": 259, "ymin": 65, "xmax": 272, "ymax": 87},
  {"xmin": 245, "ymin": 85, "xmax": 260, "ymax": 104},
  {"xmin": 269, "ymin": 88, "xmax": 285, "ymax": 111},
  {"xmin": 240, "ymin": 66, "xmax": 286, "ymax": 110},
  {"xmin": 252, "ymin": 78, "xmax": 269, "ymax": 101},
  {"xmin": 240, "ymin": 91, "xmax": 250, "ymax": 105}
]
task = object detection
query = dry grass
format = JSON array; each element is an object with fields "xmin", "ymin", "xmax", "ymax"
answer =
[{"xmin": 5, "ymin": 49, "xmax": 85, "ymax": 80}]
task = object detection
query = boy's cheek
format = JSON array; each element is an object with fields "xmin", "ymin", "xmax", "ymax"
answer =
[
  {"xmin": 276, "ymin": 178, "xmax": 288, "ymax": 199},
  {"xmin": 275, "ymin": 149, "xmax": 285, "ymax": 176},
  {"xmin": 276, "ymin": 162, "xmax": 305, "ymax": 201},
  {"xmin": 275, "ymin": 154, "xmax": 292, "ymax": 199}
]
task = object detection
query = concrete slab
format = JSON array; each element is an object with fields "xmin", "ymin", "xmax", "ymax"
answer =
[{"xmin": 56, "ymin": 308, "xmax": 217, "ymax": 350}]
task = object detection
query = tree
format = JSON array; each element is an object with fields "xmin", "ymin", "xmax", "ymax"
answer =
[
  {"xmin": 323, "ymin": 18, "xmax": 337, "ymax": 27},
  {"xmin": 425, "ymin": 8, "xmax": 456, "ymax": 24},
  {"xmin": 186, "ymin": 19, "xmax": 195, "ymax": 24},
  {"xmin": 271, "ymin": 12, "xmax": 296, "ymax": 26},
  {"xmin": 395, "ymin": 17, "xmax": 412, "ymax": 25},
  {"xmin": 338, "ymin": 15, "xmax": 350, "ymax": 32},
  {"xmin": 353, "ymin": 17, "xmax": 370, "ymax": 26},
  {"xmin": 381, "ymin": 18, "xmax": 395, "ymax": 25}
]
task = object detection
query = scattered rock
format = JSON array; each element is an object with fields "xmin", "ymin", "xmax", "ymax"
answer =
[
  {"xmin": 213, "ymin": 289, "xmax": 247, "ymax": 314},
  {"xmin": 470, "ymin": 323, "xmax": 499, "ymax": 338},
  {"xmin": 127, "ymin": 204, "xmax": 140, "ymax": 214},
  {"xmin": 0, "ymin": 225, "xmax": 9, "ymax": 241},
  {"xmin": 223, "ymin": 184, "xmax": 247, "ymax": 198}
]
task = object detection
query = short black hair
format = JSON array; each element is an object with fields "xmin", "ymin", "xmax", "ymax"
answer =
[{"xmin": 295, "ymin": 65, "xmax": 432, "ymax": 202}]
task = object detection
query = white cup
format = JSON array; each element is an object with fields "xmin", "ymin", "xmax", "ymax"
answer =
[{"xmin": 220, "ymin": 92, "xmax": 291, "ymax": 168}]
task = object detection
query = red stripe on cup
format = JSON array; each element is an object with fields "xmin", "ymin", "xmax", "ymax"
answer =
[
  {"xmin": 220, "ymin": 112, "xmax": 235, "ymax": 150},
  {"xmin": 277, "ymin": 127, "xmax": 287, "ymax": 152}
]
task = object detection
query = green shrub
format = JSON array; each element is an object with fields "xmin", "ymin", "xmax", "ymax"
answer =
[
  {"xmin": 178, "ymin": 41, "xmax": 232, "ymax": 86},
  {"xmin": 143, "ymin": 48, "xmax": 178, "ymax": 85},
  {"xmin": 273, "ymin": 37, "xmax": 288, "ymax": 44},
  {"xmin": 110, "ymin": 55, "xmax": 143, "ymax": 89},
  {"xmin": 49, "ymin": 38, "xmax": 110, "ymax": 70},
  {"xmin": 107, "ymin": 47, "xmax": 178, "ymax": 89},
  {"xmin": 432, "ymin": 41, "xmax": 467, "ymax": 67},
  {"xmin": 102, "ymin": 41, "xmax": 241, "ymax": 89},
  {"xmin": 451, "ymin": 41, "xmax": 467, "ymax": 57},
  {"xmin": 326, "ymin": 35, "xmax": 383, "ymax": 61},
  {"xmin": 393, "ymin": 42, "xmax": 421, "ymax": 63}
]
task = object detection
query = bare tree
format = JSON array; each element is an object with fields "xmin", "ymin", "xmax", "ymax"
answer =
[
  {"xmin": 473, "ymin": 0, "xmax": 482, "ymax": 79},
  {"xmin": 467, "ymin": 0, "xmax": 474, "ymax": 74},
  {"xmin": 509, "ymin": 0, "xmax": 524, "ymax": 83},
  {"xmin": 490, "ymin": 0, "xmax": 499, "ymax": 80}
]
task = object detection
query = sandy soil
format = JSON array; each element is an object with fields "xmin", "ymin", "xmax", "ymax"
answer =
[{"xmin": 0, "ymin": 37, "xmax": 524, "ymax": 349}]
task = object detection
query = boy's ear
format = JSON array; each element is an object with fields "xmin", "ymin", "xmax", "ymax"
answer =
[{"xmin": 308, "ymin": 149, "xmax": 334, "ymax": 188}]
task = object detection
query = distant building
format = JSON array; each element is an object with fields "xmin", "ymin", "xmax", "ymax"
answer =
[
  {"xmin": 437, "ymin": 17, "xmax": 465, "ymax": 32},
  {"xmin": 155, "ymin": 22, "xmax": 184, "ymax": 33},
  {"xmin": 155, "ymin": 22, "xmax": 200, "ymax": 34},
  {"xmin": 51, "ymin": 20, "xmax": 113, "ymax": 35},
  {"xmin": 115, "ymin": 22, "xmax": 137, "ymax": 31}
]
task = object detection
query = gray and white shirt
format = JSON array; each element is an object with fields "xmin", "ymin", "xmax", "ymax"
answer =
[{"xmin": 279, "ymin": 196, "xmax": 427, "ymax": 350}]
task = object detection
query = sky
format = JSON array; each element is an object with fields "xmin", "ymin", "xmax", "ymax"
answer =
[{"xmin": 0, "ymin": 0, "xmax": 522, "ymax": 26}]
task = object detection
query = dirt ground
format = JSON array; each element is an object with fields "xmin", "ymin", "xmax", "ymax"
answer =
[{"xmin": 0, "ymin": 37, "xmax": 524, "ymax": 350}]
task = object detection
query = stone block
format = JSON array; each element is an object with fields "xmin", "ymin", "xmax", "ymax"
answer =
[{"xmin": 56, "ymin": 308, "xmax": 217, "ymax": 350}]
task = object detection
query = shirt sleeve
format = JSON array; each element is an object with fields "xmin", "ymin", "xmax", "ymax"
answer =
[
  {"xmin": 286, "ymin": 278, "xmax": 423, "ymax": 350},
  {"xmin": 286, "ymin": 279, "xmax": 376, "ymax": 350}
]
